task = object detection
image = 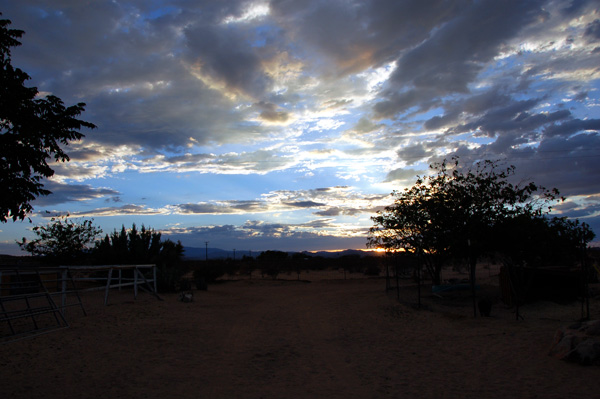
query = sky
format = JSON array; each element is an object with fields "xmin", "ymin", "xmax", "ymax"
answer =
[{"xmin": 1, "ymin": 0, "xmax": 599, "ymax": 256}]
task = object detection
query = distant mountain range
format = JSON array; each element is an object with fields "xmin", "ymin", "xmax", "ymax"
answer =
[{"xmin": 182, "ymin": 247, "xmax": 377, "ymax": 260}]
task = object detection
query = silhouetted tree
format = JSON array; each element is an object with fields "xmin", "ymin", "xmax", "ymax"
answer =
[
  {"xmin": 239, "ymin": 254, "xmax": 256, "ymax": 278},
  {"xmin": 288, "ymin": 252, "xmax": 307, "ymax": 279},
  {"xmin": 17, "ymin": 215, "xmax": 102, "ymax": 264},
  {"xmin": 368, "ymin": 158, "xmax": 562, "ymax": 285},
  {"xmin": 94, "ymin": 224, "xmax": 184, "ymax": 291},
  {"xmin": 493, "ymin": 215, "xmax": 595, "ymax": 318},
  {"xmin": 0, "ymin": 15, "xmax": 95, "ymax": 222},
  {"xmin": 494, "ymin": 215, "xmax": 595, "ymax": 269},
  {"xmin": 94, "ymin": 223, "xmax": 181, "ymax": 265},
  {"xmin": 257, "ymin": 250, "xmax": 288, "ymax": 279}
]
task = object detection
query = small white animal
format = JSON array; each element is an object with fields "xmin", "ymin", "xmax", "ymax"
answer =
[{"xmin": 179, "ymin": 291, "xmax": 193, "ymax": 303}]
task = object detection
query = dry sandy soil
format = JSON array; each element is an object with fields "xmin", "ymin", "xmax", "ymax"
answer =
[{"xmin": 1, "ymin": 268, "xmax": 599, "ymax": 399}]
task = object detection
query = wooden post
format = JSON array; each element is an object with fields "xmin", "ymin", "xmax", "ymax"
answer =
[
  {"xmin": 61, "ymin": 268, "xmax": 68, "ymax": 316},
  {"xmin": 104, "ymin": 268, "xmax": 113, "ymax": 305},
  {"xmin": 134, "ymin": 267, "xmax": 138, "ymax": 299},
  {"xmin": 468, "ymin": 239, "xmax": 477, "ymax": 318},
  {"xmin": 153, "ymin": 265, "xmax": 157, "ymax": 293},
  {"xmin": 395, "ymin": 256, "xmax": 400, "ymax": 301},
  {"xmin": 581, "ymin": 235, "xmax": 589, "ymax": 321},
  {"xmin": 385, "ymin": 252, "xmax": 390, "ymax": 292},
  {"xmin": 417, "ymin": 250, "xmax": 422, "ymax": 309}
]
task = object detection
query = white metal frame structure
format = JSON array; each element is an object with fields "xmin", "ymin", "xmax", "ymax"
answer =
[{"xmin": 1, "ymin": 264, "xmax": 159, "ymax": 343}]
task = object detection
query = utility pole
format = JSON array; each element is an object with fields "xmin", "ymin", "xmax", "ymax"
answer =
[
  {"xmin": 205, "ymin": 241, "xmax": 209, "ymax": 261},
  {"xmin": 233, "ymin": 248, "xmax": 236, "ymax": 261}
]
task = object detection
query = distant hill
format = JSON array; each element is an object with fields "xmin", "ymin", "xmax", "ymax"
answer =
[
  {"xmin": 302, "ymin": 249, "xmax": 378, "ymax": 258},
  {"xmin": 182, "ymin": 247, "xmax": 232, "ymax": 260}
]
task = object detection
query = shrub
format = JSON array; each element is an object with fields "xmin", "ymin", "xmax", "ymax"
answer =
[
  {"xmin": 192, "ymin": 261, "xmax": 228, "ymax": 283},
  {"xmin": 363, "ymin": 263, "xmax": 381, "ymax": 276},
  {"xmin": 156, "ymin": 264, "xmax": 186, "ymax": 292}
]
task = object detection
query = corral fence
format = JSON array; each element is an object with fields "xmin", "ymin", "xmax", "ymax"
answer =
[{"xmin": 0, "ymin": 264, "xmax": 159, "ymax": 343}]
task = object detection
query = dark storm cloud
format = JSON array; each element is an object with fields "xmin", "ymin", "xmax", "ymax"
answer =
[
  {"xmin": 384, "ymin": 168, "xmax": 423, "ymax": 183},
  {"xmin": 175, "ymin": 199, "xmax": 332, "ymax": 215},
  {"xmin": 313, "ymin": 208, "xmax": 342, "ymax": 217},
  {"xmin": 177, "ymin": 201, "xmax": 266, "ymax": 215},
  {"xmin": 446, "ymin": 96, "xmax": 562, "ymax": 138},
  {"xmin": 164, "ymin": 220, "xmax": 369, "ymax": 252},
  {"xmin": 183, "ymin": 22, "xmax": 273, "ymax": 98},
  {"xmin": 177, "ymin": 203, "xmax": 235, "ymax": 214},
  {"xmin": 2, "ymin": 0, "xmax": 599, "ymax": 251},
  {"xmin": 543, "ymin": 119, "xmax": 600, "ymax": 138},
  {"xmin": 87, "ymin": 75, "xmax": 246, "ymax": 149},
  {"xmin": 424, "ymin": 134, "xmax": 600, "ymax": 243},
  {"xmin": 584, "ymin": 19, "xmax": 600, "ymax": 40},
  {"xmin": 323, "ymin": 99, "xmax": 353, "ymax": 110},
  {"xmin": 32, "ymin": 181, "xmax": 120, "ymax": 206},
  {"xmin": 172, "ymin": 185, "xmax": 380, "ymax": 217},
  {"xmin": 271, "ymin": 0, "xmax": 464, "ymax": 74},
  {"xmin": 2, "ymin": 0, "xmax": 264, "ymax": 151},
  {"xmin": 149, "ymin": 149, "xmax": 295, "ymax": 174},
  {"xmin": 374, "ymin": 89, "xmax": 441, "ymax": 119},
  {"xmin": 254, "ymin": 101, "xmax": 290, "ymax": 123},
  {"xmin": 68, "ymin": 204, "xmax": 164, "ymax": 217},
  {"xmin": 531, "ymin": 134, "xmax": 600, "ymax": 194},
  {"xmin": 350, "ymin": 117, "xmax": 381, "ymax": 135},
  {"xmin": 444, "ymin": 111, "xmax": 600, "ymax": 158},
  {"xmin": 185, "ymin": 219, "xmax": 332, "ymax": 246},
  {"xmin": 259, "ymin": 109, "xmax": 290, "ymax": 123},
  {"xmin": 425, "ymin": 88, "xmax": 513, "ymax": 130},
  {"xmin": 313, "ymin": 207, "xmax": 363, "ymax": 217},
  {"xmin": 555, "ymin": 200, "xmax": 600, "ymax": 219},
  {"xmin": 439, "ymin": 132, "xmax": 600, "ymax": 198},
  {"xmin": 397, "ymin": 144, "xmax": 435, "ymax": 164},
  {"xmin": 271, "ymin": 0, "xmax": 371, "ymax": 73},
  {"xmin": 284, "ymin": 201, "xmax": 326, "ymax": 208},
  {"xmin": 164, "ymin": 153, "xmax": 216, "ymax": 164},
  {"xmin": 375, "ymin": 0, "xmax": 547, "ymax": 118}
]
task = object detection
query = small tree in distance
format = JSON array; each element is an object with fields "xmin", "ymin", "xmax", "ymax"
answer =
[
  {"xmin": 257, "ymin": 250, "xmax": 288, "ymax": 279},
  {"xmin": 17, "ymin": 215, "xmax": 102, "ymax": 264},
  {"xmin": 94, "ymin": 224, "xmax": 185, "ymax": 292},
  {"xmin": 94, "ymin": 224, "xmax": 165, "ymax": 265}
]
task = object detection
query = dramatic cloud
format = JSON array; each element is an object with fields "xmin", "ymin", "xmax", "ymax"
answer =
[
  {"xmin": 32, "ymin": 181, "xmax": 120, "ymax": 206},
  {"xmin": 2, "ymin": 0, "xmax": 599, "ymax": 252}
]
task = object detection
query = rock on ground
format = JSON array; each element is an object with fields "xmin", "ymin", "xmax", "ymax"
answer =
[{"xmin": 549, "ymin": 320, "xmax": 600, "ymax": 366}]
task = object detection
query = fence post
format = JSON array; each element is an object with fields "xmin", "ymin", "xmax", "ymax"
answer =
[
  {"xmin": 153, "ymin": 265, "xmax": 157, "ymax": 293},
  {"xmin": 61, "ymin": 268, "xmax": 68, "ymax": 316},
  {"xmin": 104, "ymin": 268, "xmax": 113, "ymax": 305},
  {"xmin": 134, "ymin": 267, "xmax": 138, "ymax": 299}
]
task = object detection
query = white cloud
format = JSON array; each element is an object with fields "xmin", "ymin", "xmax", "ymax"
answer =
[
  {"xmin": 3, "ymin": 0, "xmax": 600, "ymax": 250},
  {"xmin": 222, "ymin": 2, "xmax": 270, "ymax": 24}
]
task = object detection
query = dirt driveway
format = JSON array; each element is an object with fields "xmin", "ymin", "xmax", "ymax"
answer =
[{"xmin": 1, "ymin": 277, "xmax": 598, "ymax": 399}]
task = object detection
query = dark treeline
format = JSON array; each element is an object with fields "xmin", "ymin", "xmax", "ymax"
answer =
[{"xmin": 184, "ymin": 250, "xmax": 385, "ymax": 289}]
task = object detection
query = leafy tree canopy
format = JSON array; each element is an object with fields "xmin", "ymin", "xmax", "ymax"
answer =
[
  {"xmin": 94, "ymin": 224, "xmax": 185, "ymax": 292},
  {"xmin": 17, "ymin": 215, "xmax": 102, "ymax": 264},
  {"xmin": 367, "ymin": 157, "xmax": 593, "ymax": 284},
  {"xmin": 94, "ymin": 223, "xmax": 184, "ymax": 266},
  {"xmin": 0, "ymin": 16, "xmax": 96, "ymax": 222},
  {"xmin": 257, "ymin": 250, "xmax": 289, "ymax": 261}
]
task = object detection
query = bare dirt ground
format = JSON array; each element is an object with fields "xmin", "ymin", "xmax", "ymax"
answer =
[{"xmin": 1, "ymin": 269, "xmax": 599, "ymax": 399}]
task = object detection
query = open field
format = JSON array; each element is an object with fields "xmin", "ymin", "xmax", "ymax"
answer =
[{"xmin": 1, "ymin": 269, "xmax": 599, "ymax": 399}]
